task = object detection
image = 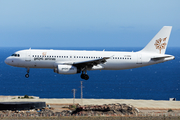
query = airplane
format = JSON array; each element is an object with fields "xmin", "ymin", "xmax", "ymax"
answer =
[{"xmin": 5, "ymin": 26, "xmax": 175, "ymax": 80}]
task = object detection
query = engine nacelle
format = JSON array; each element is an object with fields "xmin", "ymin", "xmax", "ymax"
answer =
[{"xmin": 54, "ymin": 65, "xmax": 77, "ymax": 74}]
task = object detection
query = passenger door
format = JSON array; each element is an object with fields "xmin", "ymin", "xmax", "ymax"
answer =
[{"xmin": 25, "ymin": 50, "xmax": 31, "ymax": 62}]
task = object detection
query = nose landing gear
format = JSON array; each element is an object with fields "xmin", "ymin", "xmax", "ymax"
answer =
[
  {"xmin": 25, "ymin": 68, "xmax": 30, "ymax": 78},
  {"xmin": 25, "ymin": 74, "xmax": 29, "ymax": 78}
]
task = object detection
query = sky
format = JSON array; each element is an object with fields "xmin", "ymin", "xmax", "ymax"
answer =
[{"xmin": 0, "ymin": 0, "xmax": 180, "ymax": 48}]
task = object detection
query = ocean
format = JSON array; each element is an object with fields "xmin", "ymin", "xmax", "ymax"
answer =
[{"xmin": 0, "ymin": 47, "xmax": 180, "ymax": 100}]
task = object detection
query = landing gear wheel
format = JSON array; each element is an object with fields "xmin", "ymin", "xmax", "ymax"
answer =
[
  {"xmin": 84, "ymin": 74, "xmax": 89, "ymax": 80},
  {"xmin": 81, "ymin": 74, "xmax": 85, "ymax": 79},
  {"xmin": 25, "ymin": 68, "xmax": 30, "ymax": 78},
  {"xmin": 81, "ymin": 74, "xmax": 89, "ymax": 80},
  {"xmin": 25, "ymin": 74, "xmax": 29, "ymax": 78}
]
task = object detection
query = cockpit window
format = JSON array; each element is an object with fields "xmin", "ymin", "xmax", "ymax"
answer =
[{"xmin": 11, "ymin": 54, "xmax": 20, "ymax": 57}]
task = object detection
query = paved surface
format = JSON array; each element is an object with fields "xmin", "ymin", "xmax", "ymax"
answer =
[{"xmin": 0, "ymin": 96, "xmax": 179, "ymax": 109}]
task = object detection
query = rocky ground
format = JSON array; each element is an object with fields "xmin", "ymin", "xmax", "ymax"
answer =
[{"xmin": 0, "ymin": 103, "xmax": 180, "ymax": 119}]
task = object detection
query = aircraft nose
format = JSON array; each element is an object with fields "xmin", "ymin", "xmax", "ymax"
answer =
[{"xmin": 4, "ymin": 57, "xmax": 11, "ymax": 65}]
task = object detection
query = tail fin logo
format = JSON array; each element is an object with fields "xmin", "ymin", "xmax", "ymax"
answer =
[{"xmin": 154, "ymin": 37, "xmax": 167, "ymax": 54}]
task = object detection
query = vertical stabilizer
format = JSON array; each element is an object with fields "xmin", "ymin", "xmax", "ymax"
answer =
[{"xmin": 140, "ymin": 26, "xmax": 172, "ymax": 54}]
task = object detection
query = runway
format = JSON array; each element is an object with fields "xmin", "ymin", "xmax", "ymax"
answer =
[{"xmin": 0, "ymin": 96, "xmax": 179, "ymax": 110}]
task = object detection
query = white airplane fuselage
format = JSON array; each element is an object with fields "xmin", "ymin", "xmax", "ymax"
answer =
[
  {"xmin": 4, "ymin": 26, "xmax": 175, "ymax": 80},
  {"xmin": 5, "ymin": 49, "xmax": 174, "ymax": 70}
]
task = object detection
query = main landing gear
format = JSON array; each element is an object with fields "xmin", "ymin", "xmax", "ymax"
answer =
[
  {"xmin": 25, "ymin": 68, "xmax": 30, "ymax": 78},
  {"xmin": 81, "ymin": 71, "xmax": 89, "ymax": 80}
]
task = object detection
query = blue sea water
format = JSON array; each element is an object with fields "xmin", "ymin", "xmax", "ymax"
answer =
[{"xmin": 0, "ymin": 47, "xmax": 180, "ymax": 100}]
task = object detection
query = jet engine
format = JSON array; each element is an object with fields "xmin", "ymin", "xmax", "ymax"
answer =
[{"xmin": 54, "ymin": 65, "xmax": 78, "ymax": 74}]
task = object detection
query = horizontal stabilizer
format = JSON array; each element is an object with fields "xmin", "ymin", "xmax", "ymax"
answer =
[{"xmin": 151, "ymin": 55, "xmax": 175, "ymax": 61}]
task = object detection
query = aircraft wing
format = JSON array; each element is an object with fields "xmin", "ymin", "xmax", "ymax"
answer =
[
  {"xmin": 73, "ymin": 57, "xmax": 110, "ymax": 66},
  {"xmin": 60, "ymin": 57, "xmax": 110, "ymax": 69}
]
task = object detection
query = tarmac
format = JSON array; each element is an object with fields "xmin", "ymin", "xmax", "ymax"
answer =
[{"xmin": 0, "ymin": 96, "xmax": 180, "ymax": 110}]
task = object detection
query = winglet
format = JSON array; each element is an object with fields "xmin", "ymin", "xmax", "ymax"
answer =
[{"xmin": 140, "ymin": 26, "xmax": 172, "ymax": 54}]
